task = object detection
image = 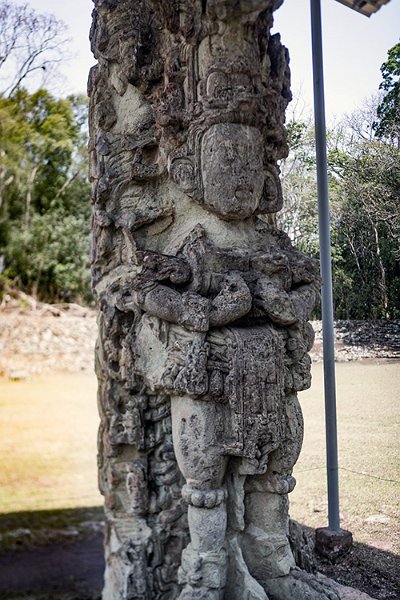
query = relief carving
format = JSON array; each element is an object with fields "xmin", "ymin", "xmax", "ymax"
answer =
[{"xmin": 89, "ymin": 1, "xmax": 339, "ymax": 598}]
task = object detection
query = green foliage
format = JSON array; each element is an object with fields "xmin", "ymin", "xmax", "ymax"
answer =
[
  {"xmin": 0, "ymin": 3, "xmax": 90, "ymax": 304},
  {"xmin": 374, "ymin": 42, "xmax": 400, "ymax": 142},
  {"xmin": 0, "ymin": 89, "xmax": 79, "ymax": 220},
  {"xmin": 280, "ymin": 118, "xmax": 319, "ymax": 258},
  {"xmin": 5, "ymin": 210, "xmax": 91, "ymax": 303},
  {"xmin": 282, "ymin": 100, "xmax": 400, "ymax": 320},
  {"xmin": 0, "ymin": 89, "xmax": 92, "ymax": 303},
  {"xmin": 329, "ymin": 133, "xmax": 400, "ymax": 319}
]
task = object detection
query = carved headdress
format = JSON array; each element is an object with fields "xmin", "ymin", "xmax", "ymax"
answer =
[{"xmin": 167, "ymin": 47, "xmax": 290, "ymax": 214}]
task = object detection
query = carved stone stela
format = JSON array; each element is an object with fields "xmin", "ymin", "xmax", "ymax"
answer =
[{"xmin": 89, "ymin": 2, "xmax": 335, "ymax": 599}]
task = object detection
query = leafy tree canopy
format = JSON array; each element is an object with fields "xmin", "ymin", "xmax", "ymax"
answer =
[
  {"xmin": 374, "ymin": 41, "xmax": 400, "ymax": 143},
  {"xmin": 281, "ymin": 95, "xmax": 400, "ymax": 320},
  {"xmin": 0, "ymin": 89, "xmax": 91, "ymax": 303}
]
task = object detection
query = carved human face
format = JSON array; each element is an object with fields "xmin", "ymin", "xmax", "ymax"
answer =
[{"xmin": 201, "ymin": 123, "xmax": 264, "ymax": 220}]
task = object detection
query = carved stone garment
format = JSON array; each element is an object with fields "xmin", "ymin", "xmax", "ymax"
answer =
[
  {"xmin": 88, "ymin": 1, "xmax": 337, "ymax": 599},
  {"xmin": 134, "ymin": 319, "xmax": 286, "ymax": 468},
  {"xmin": 222, "ymin": 326, "xmax": 285, "ymax": 466}
]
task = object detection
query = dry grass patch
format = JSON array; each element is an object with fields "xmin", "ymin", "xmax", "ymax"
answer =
[
  {"xmin": 0, "ymin": 373, "xmax": 101, "ymax": 513},
  {"xmin": 291, "ymin": 361, "xmax": 400, "ymax": 555}
]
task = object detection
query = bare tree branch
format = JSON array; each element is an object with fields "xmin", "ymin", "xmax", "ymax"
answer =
[{"xmin": 0, "ymin": 0, "xmax": 69, "ymax": 96}]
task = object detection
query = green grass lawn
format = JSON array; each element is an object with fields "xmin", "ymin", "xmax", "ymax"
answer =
[{"xmin": 0, "ymin": 363, "xmax": 399, "ymax": 556}]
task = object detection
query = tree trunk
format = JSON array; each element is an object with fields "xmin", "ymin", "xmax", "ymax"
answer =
[
  {"xmin": 371, "ymin": 221, "xmax": 390, "ymax": 319},
  {"xmin": 24, "ymin": 166, "xmax": 37, "ymax": 230},
  {"xmin": 89, "ymin": 2, "xmax": 336, "ymax": 599}
]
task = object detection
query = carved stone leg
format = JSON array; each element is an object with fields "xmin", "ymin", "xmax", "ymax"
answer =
[
  {"xmin": 242, "ymin": 488, "xmax": 295, "ymax": 580},
  {"xmin": 242, "ymin": 488, "xmax": 341, "ymax": 600},
  {"xmin": 242, "ymin": 396, "xmax": 340, "ymax": 600},
  {"xmin": 241, "ymin": 391, "xmax": 302, "ymax": 581},
  {"xmin": 171, "ymin": 396, "xmax": 228, "ymax": 599}
]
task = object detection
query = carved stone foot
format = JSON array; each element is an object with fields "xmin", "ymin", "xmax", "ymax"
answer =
[
  {"xmin": 178, "ymin": 585, "xmax": 222, "ymax": 600},
  {"xmin": 225, "ymin": 535, "xmax": 269, "ymax": 600},
  {"xmin": 262, "ymin": 567, "xmax": 341, "ymax": 600},
  {"xmin": 178, "ymin": 544, "xmax": 226, "ymax": 600},
  {"xmin": 241, "ymin": 524, "xmax": 295, "ymax": 580}
]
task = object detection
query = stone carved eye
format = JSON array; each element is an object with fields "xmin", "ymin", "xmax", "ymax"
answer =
[
  {"xmin": 170, "ymin": 159, "xmax": 195, "ymax": 193},
  {"xmin": 231, "ymin": 73, "xmax": 251, "ymax": 94},
  {"xmin": 207, "ymin": 71, "xmax": 230, "ymax": 101},
  {"xmin": 258, "ymin": 168, "xmax": 283, "ymax": 213},
  {"xmin": 223, "ymin": 141, "xmax": 235, "ymax": 162},
  {"xmin": 226, "ymin": 150, "xmax": 234, "ymax": 162},
  {"xmin": 264, "ymin": 172, "xmax": 278, "ymax": 199}
]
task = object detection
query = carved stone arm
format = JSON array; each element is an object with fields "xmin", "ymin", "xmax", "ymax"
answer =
[
  {"xmin": 289, "ymin": 284, "xmax": 319, "ymax": 323},
  {"xmin": 129, "ymin": 250, "xmax": 210, "ymax": 331},
  {"xmin": 209, "ymin": 274, "xmax": 252, "ymax": 327},
  {"xmin": 254, "ymin": 278, "xmax": 298, "ymax": 326},
  {"xmin": 136, "ymin": 285, "xmax": 210, "ymax": 332}
]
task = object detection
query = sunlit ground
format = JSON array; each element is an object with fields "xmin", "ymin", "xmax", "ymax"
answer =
[
  {"xmin": 0, "ymin": 373, "xmax": 101, "ymax": 513},
  {"xmin": 0, "ymin": 363, "xmax": 399, "ymax": 555},
  {"xmin": 291, "ymin": 361, "xmax": 400, "ymax": 554}
]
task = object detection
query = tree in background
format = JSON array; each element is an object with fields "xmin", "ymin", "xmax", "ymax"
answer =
[
  {"xmin": 374, "ymin": 41, "xmax": 400, "ymax": 145},
  {"xmin": 329, "ymin": 99, "xmax": 400, "ymax": 319},
  {"xmin": 280, "ymin": 116, "xmax": 345, "ymax": 319},
  {"xmin": 0, "ymin": 0, "xmax": 68, "ymax": 96},
  {"xmin": 0, "ymin": 1, "xmax": 91, "ymax": 304},
  {"xmin": 0, "ymin": 90, "xmax": 91, "ymax": 302},
  {"xmin": 279, "ymin": 118, "xmax": 319, "ymax": 257},
  {"xmin": 280, "ymin": 93, "xmax": 400, "ymax": 320}
]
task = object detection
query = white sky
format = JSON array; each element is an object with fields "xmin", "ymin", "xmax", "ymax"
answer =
[{"xmin": 19, "ymin": 0, "xmax": 400, "ymax": 122}]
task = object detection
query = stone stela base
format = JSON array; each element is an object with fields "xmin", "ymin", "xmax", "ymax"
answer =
[{"xmin": 315, "ymin": 527, "xmax": 353, "ymax": 560}]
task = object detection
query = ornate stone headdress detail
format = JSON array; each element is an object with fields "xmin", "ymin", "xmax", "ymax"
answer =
[{"xmin": 168, "ymin": 52, "xmax": 284, "ymax": 214}]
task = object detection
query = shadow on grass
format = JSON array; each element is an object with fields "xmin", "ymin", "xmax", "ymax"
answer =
[
  {"xmin": 316, "ymin": 542, "xmax": 400, "ymax": 600},
  {"xmin": 0, "ymin": 506, "xmax": 104, "ymax": 600},
  {"xmin": 0, "ymin": 506, "xmax": 104, "ymax": 553},
  {"xmin": 299, "ymin": 523, "xmax": 400, "ymax": 600},
  {"xmin": 0, "ymin": 513, "xmax": 399, "ymax": 600}
]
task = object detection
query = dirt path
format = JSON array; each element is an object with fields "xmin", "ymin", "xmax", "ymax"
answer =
[
  {"xmin": 0, "ymin": 533, "xmax": 104, "ymax": 599},
  {"xmin": 1, "ymin": 530, "xmax": 398, "ymax": 600}
]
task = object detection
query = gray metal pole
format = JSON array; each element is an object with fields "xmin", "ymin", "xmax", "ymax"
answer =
[{"xmin": 310, "ymin": 0, "xmax": 340, "ymax": 532}]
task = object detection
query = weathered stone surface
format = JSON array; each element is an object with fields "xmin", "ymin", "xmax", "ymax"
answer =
[
  {"xmin": 88, "ymin": 1, "xmax": 339, "ymax": 598},
  {"xmin": 288, "ymin": 518, "xmax": 316, "ymax": 574}
]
